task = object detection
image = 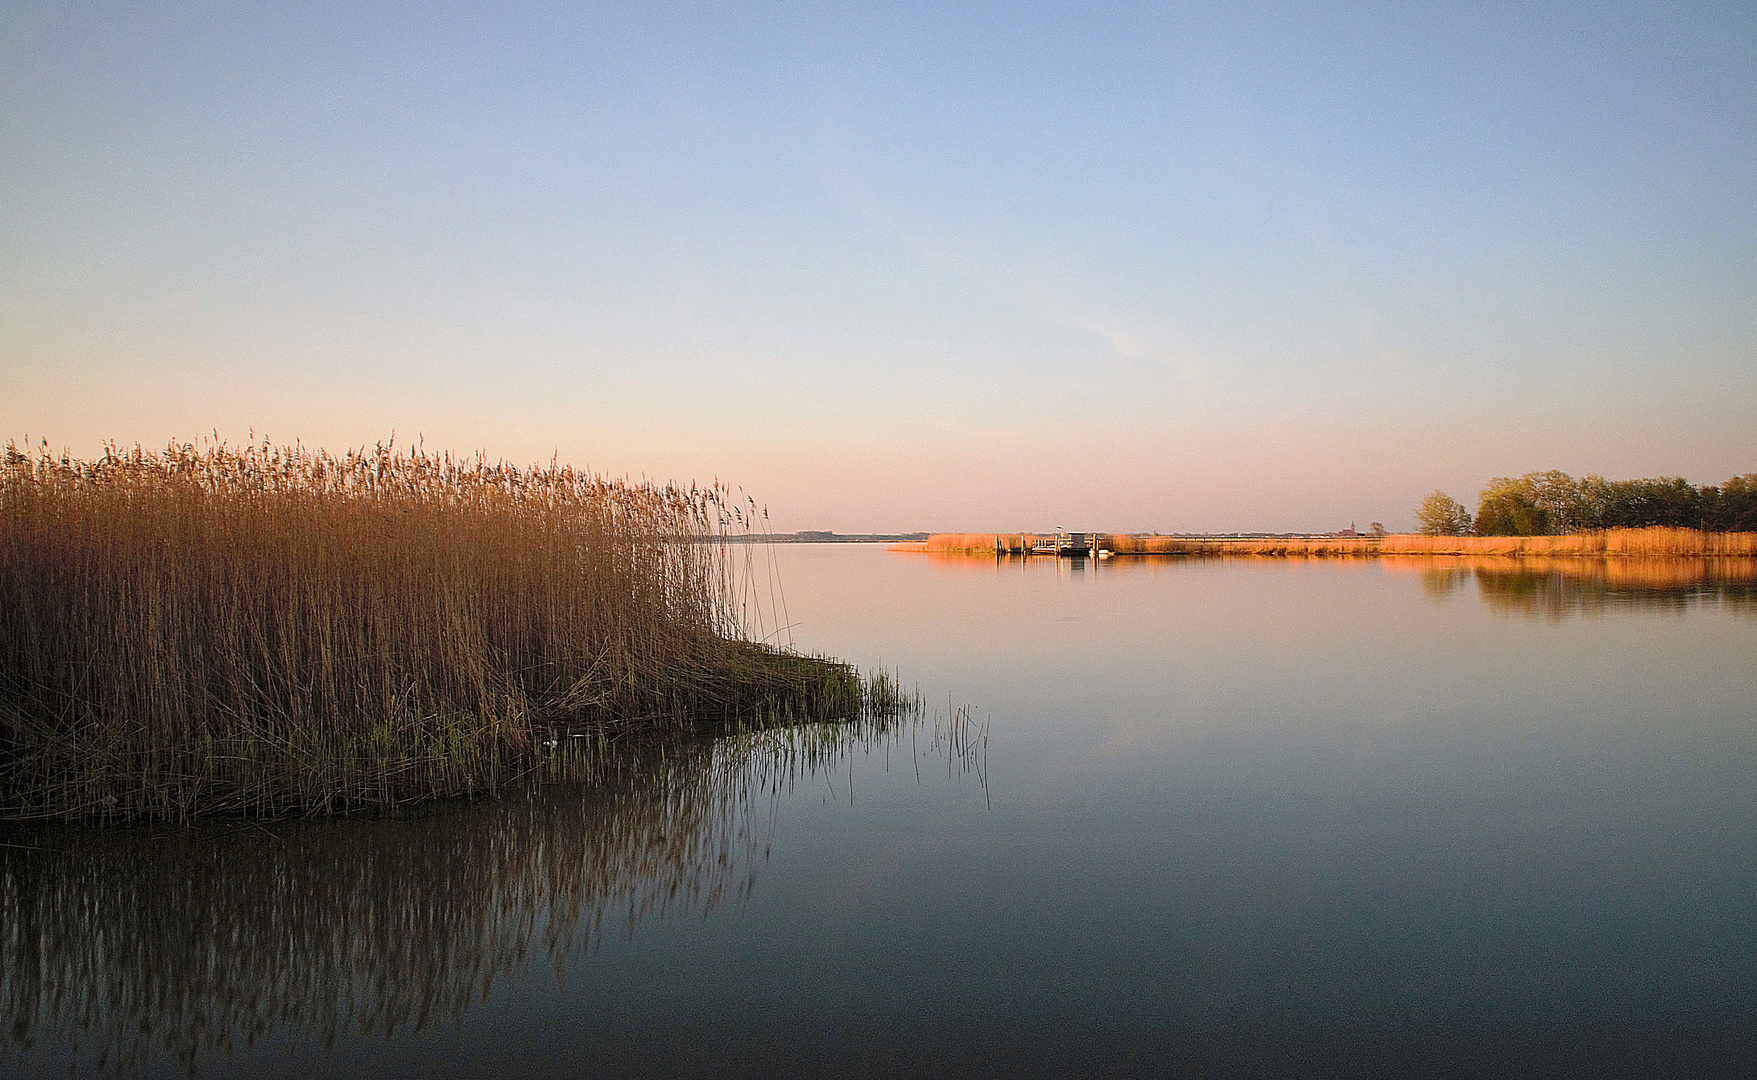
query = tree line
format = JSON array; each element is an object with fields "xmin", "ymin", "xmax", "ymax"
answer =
[{"xmin": 1417, "ymin": 472, "xmax": 1757, "ymax": 536}]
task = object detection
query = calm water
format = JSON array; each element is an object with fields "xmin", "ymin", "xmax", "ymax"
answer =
[{"xmin": 6, "ymin": 550, "xmax": 1756, "ymax": 1078}]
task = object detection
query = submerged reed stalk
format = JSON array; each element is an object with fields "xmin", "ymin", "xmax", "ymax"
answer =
[{"xmin": 0, "ymin": 439, "xmax": 874, "ymax": 821}]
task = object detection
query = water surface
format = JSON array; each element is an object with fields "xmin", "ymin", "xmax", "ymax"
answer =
[{"xmin": 6, "ymin": 550, "xmax": 1755, "ymax": 1077}]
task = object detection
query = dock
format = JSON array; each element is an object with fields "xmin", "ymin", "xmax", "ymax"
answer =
[{"xmin": 996, "ymin": 531, "xmax": 1100, "ymax": 557}]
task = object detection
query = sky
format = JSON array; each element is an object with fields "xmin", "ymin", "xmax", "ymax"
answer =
[{"xmin": 3, "ymin": 1, "xmax": 1754, "ymax": 531}]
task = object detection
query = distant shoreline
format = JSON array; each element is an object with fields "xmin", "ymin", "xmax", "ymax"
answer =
[
  {"xmin": 901, "ymin": 528, "xmax": 1757, "ymax": 558},
  {"xmin": 718, "ymin": 532, "xmax": 929, "ymax": 544}
]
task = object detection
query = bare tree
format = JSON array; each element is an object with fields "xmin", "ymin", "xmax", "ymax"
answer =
[{"xmin": 1416, "ymin": 491, "xmax": 1472, "ymax": 536}]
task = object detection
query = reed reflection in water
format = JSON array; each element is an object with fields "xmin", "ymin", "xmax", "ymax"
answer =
[
  {"xmin": 1, "ymin": 710, "xmax": 984, "ymax": 1077},
  {"xmin": 1390, "ymin": 556, "xmax": 1757, "ymax": 620}
]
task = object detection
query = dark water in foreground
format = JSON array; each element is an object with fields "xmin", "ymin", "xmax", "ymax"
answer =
[{"xmin": 5, "ymin": 550, "xmax": 1756, "ymax": 1078}]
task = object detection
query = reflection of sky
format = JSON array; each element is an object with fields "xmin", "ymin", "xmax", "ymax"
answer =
[
  {"xmin": 729, "ymin": 547, "xmax": 1757, "ymax": 1076},
  {"xmin": 4, "ymin": 4, "xmax": 1755, "ymax": 531},
  {"xmin": 7, "ymin": 545, "xmax": 1755, "ymax": 1077},
  {"xmin": 521, "ymin": 548, "xmax": 1757, "ymax": 1075},
  {"xmin": 784, "ymin": 548, "xmax": 1757, "ymax": 750}
]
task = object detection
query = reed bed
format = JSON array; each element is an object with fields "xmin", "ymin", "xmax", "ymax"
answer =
[
  {"xmin": 1378, "ymin": 528, "xmax": 1757, "ymax": 557},
  {"xmin": 0, "ymin": 439, "xmax": 887, "ymax": 822},
  {"xmin": 907, "ymin": 532, "xmax": 1004, "ymax": 554},
  {"xmin": 915, "ymin": 528, "xmax": 1757, "ymax": 559},
  {"xmin": 1103, "ymin": 534, "xmax": 1383, "ymax": 556}
]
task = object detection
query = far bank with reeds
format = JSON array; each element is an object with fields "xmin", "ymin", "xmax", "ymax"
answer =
[
  {"xmin": 908, "ymin": 527, "xmax": 1757, "ymax": 559},
  {"xmin": 0, "ymin": 440, "xmax": 909, "ymax": 822}
]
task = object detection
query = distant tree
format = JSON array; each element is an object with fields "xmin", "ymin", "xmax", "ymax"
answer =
[
  {"xmin": 1416, "ymin": 491, "xmax": 1473, "ymax": 536},
  {"xmin": 1474, "ymin": 476, "xmax": 1550, "ymax": 535},
  {"xmin": 1472, "ymin": 470, "xmax": 1591, "ymax": 535},
  {"xmin": 1462, "ymin": 470, "xmax": 1746, "ymax": 534},
  {"xmin": 1524, "ymin": 470, "xmax": 1589, "ymax": 533},
  {"xmin": 1369, "ymin": 521, "xmax": 1388, "ymax": 537},
  {"xmin": 1574, "ymin": 474, "xmax": 1613, "ymax": 530},
  {"xmin": 1705, "ymin": 474, "xmax": 1757, "ymax": 532},
  {"xmin": 1597, "ymin": 476, "xmax": 1701, "ymax": 529}
]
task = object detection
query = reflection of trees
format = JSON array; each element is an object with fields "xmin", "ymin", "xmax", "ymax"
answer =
[
  {"xmin": 1420, "ymin": 567, "xmax": 1472, "ymax": 600},
  {"xmin": 1389, "ymin": 556, "xmax": 1757, "ymax": 620},
  {"xmin": 2, "ymin": 713, "xmax": 978, "ymax": 1075}
]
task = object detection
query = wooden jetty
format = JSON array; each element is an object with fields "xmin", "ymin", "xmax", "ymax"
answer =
[{"xmin": 996, "ymin": 531, "xmax": 1099, "ymax": 557}]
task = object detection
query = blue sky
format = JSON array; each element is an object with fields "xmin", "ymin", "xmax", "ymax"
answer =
[{"xmin": 3, "ymin": 2, "xmax": 1753, "ymax": 530}]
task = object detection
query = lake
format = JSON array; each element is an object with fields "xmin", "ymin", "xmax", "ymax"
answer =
[{"xmin": 5, "ymin": 548, "xmax": 1755, "ymax": 1078}]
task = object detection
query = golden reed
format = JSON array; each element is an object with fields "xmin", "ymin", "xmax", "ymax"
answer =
[{"xmin": 0, "ymin": 439, "xmax": 871, "ymax": 821}]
